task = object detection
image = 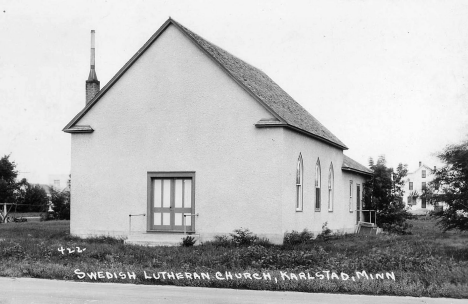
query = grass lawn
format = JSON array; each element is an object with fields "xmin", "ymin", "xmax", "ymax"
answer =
[{"xmin": 0, "ymin": 219, "xmax": 467, "ymax": 298}]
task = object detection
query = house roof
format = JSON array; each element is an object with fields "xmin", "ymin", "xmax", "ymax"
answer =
[
  {"xmin": 63, "ymin": 18, "xmax": 347, "ymax": 150},
  {"xmin": 408, "ymin": 163, "xmax": 433, "ymax": 175},
  {"xmin": 342, "ymin": 155, "xmax": 373, "ymax": 176}
]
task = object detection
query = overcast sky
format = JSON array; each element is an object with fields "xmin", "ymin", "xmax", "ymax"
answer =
[{"xmin": 1, "ymin": 0, "xmax": 467, "ymax": 183}]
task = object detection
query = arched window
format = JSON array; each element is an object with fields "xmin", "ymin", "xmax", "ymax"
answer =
[
  {"xmin": 296, "ymin": 154, "xmax": 303, "ymax": 211},
  {"xmin": 315, "ymin": 158, "xmax": 321, "ymax": 211},
  {"xmin": 328, "ymin": 163, "xmax": 334, "ymax": 211}
]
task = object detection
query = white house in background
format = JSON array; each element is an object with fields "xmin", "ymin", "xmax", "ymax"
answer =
[
  {"xmin": 63, "ymin": 18, "xmax": 373, "ymax": 245},
  {"xmin": 48, "ymin": 174, "xmax": 70, "ymax": 191},
  {"xmin": 404, "ymin": 161, "xmax": 440, "ymax": 214}
]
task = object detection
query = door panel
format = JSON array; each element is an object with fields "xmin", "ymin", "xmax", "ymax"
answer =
[{"xmin": 150, "ymin": 177, "xmax": 193, "ymax": 231}]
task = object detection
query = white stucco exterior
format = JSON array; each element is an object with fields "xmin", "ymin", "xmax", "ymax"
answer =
[{"xmin": 68, "ymin": 22, "xmax": 370, "ymax": 244}]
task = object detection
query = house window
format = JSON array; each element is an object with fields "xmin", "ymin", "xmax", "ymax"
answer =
[
  {"xmin": 422, "ymin": 182, "xmax": 426, "ymax": 190},
  {"xmin": 349, "ymin": 180, "xmax": 353, "ymax": 212},
  {"xmin": 296, "ymin": 154, "xmax": 303, "ymax": 211},
  {"xmin": 328, "ymin": 163, "xmax": 334, "ymax": 212},
  {"xmin": 54, "ymin": 180, "xmax": 60, "ymax": 188},
  {"xmin": 407, "ymin": 196, "xmax": 412, "ymax": 205},
  {"xmin": 422, "ymin": 170, "xmax": 426, "ymax": 178},
  {"xmin": 409, "ymin": 182, "xmax": 413, "ymax": 190},
  {"xmin": 315, "ymin": 159, "xmax": 321, "ymax": 211}
]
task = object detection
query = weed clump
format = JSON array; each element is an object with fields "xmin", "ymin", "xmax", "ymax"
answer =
[
  {"xmin": 206, "ymin": 228, "xmax": 272, "ymax": 248},
  {"xmin": 181, "ymin": 235, "xmax": 196, "ymax": 247},
  {"xmin": 316, "ymin": 222, "xmax": 332, "ymax": 241},
  {"xmin": 230, "ymin": 228, "xmax": 258, "ymax": 246},
  {"xmin": 283, "ymin": 229, "xmax": 314, "ymax": 246}
]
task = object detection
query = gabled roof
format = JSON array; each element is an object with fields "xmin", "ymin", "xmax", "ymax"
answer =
[
  {"xmin": 408, "ymin": 163, "xmax": 433, "ymax": 175},
  {"xmin": 342, "ymin": 155, "xmax": 373, "ymax": 176},
  {"xmin": 63, "ymin": 18, "xmax": 347, "ymax": 150}
]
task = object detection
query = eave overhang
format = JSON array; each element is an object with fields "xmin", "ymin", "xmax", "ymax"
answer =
[
  {"xmin": 255, "ymin": 119, "xmax": 348, "ymax": 150},
  {"xmin": 341, "ymin": 166, "xmax": 373, "ymax": 177},
  {"xmin": 63, "ymin": 125, "xmax": 94, "ymax": 133}
]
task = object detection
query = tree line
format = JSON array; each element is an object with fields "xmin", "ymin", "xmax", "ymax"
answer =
[{"xmin": 0, "ymin": 155, "xmax": 70, "ymax": 222}]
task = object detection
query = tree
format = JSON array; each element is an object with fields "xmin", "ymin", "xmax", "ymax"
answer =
[
  {"xmin": 364, "ymin": 155, "xmax": 413, "ymax": 234},
  {"xmin": 16, "ymin": 182, "xmax": 49, "ymax": 213},
  {"xmin": 430, "ymin": 140, "xmax": 468, "ymax": 231},
  {"xmin": 50, "ymin": 187, "xmax": 70, "ymax": 220},
  {"xmin": 0, "ymin": 155, "xmax": 21, "ymax": 222}
]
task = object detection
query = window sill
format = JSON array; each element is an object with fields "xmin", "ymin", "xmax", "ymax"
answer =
[{"xmin": 315, "ymin": 208, "xmax": 321, "ymax": 212}]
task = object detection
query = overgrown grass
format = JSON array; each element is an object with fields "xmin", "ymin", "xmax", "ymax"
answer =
[{"xmin": 0, "ymin": 219, "xmax": 467, "ymax": 298}]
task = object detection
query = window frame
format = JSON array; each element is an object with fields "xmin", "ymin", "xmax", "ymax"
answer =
[
  {"xmin": 409, "ymin": 182, "xmax": 413, "ymax": 190},
  {"xmin": 349, "ymin": 180, "xmax": 354, "ymax": 212},
  {"xmin": 328, "ymin": 163, "xmax": 334, "ymax": 212},
  {"xmin": 296, "ymin": 154, "xmax": 304, "ymax": 212},
  {"xmin": 315, "ymin": 158, "xmax": 321, "ymax": 211},
  {"xmin": 422, "ymin": 170, "xmax": 426, "ymax": 178}
]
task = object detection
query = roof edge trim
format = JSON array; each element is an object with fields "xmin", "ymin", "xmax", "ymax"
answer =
[
  {"xmin": 255, "ymin": 122, "xmax": 347, "ymax": 150},
  {"xmin": 342, "ymin": 166, "xmax": 373, "ymax": 176},
  {"xmin": 63, "ymin": 125, "xmax": 94, "ymax": 133}
]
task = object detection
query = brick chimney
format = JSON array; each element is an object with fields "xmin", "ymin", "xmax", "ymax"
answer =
[
  {"xmin": 86, "ymin": 30, "xmax": 100, "ymax": 104},
  {"xmin": 419, "ymin": 161, "xmax": 421, "ymax": 167}
]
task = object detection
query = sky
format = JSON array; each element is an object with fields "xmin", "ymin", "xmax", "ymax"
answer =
[{"xmin": 1, "ymin": 0, "xmax": 467, "ymax": 183}]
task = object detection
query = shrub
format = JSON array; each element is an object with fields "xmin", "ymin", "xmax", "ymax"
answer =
[
  {"xmin": 230, "ymin": 228, "xmax": 258, "ymax": 246},
  {"xmin": 283, "ymin": 229, "xmax": 314, "ymax": 246},
  {"xmin": 181, "ymin": 235, "xmax": 196, "ymax": 247},
  {"xmin": 316, "ymin": 222, "xmax": 332, "ymax": 241}
]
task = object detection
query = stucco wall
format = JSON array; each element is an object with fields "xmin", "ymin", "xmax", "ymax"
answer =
[
  {"xmin": 71, "ymin": 24, "xmax": 286, "ymax": 243},
  {"xmin": 280, "ymin": 128, "xmax": 369, "ymax": 235}
]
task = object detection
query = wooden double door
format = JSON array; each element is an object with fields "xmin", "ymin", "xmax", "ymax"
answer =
[{"xmin": 148, "ymin": 173, "xmax": 195, "ymax": 232}]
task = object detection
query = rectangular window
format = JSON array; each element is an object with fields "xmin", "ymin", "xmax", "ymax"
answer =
[
  {"xmin": 422, "ymin": 182, "xmax": 426, "ymax": 190},
  {"xmin": 422, "ymin": 170, "xmax": 426, "ymax": 178},
  {"xmin": 409, "ymin": 182, "xmax": 413, "ymax": 190},
  {"xmin": 349, "ymin": 180, "xmax": 353, "ymax": 212},
  {"xmin": 407, "ymin": 196, "xmax": 412, "ymax": 205}
]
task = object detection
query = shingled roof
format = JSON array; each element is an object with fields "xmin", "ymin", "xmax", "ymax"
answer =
[
  {"xmin": 63, "ymin": 19, "xmax": 347, "ymax": 149},
  {"xmin": 342, "ymin": 155, "xmax": 373, "ymax": 176}
]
